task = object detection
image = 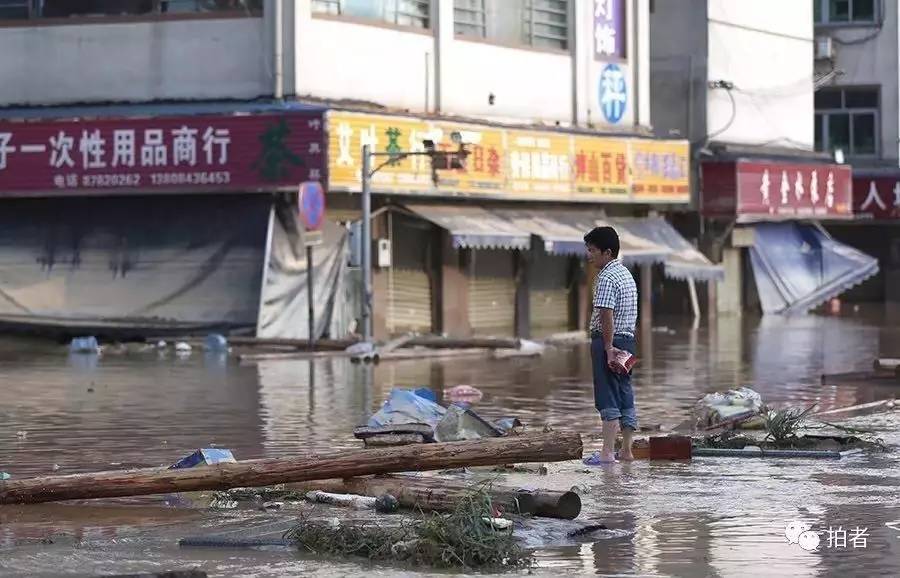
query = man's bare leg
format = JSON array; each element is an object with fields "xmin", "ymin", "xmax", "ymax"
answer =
[
  {"xmin": 619, "ymin": 425, "xmax": 635, "ymax": 461},
  {"xmin": 601, "ymin": 419, "xmax": 619, "ymax": 461}
]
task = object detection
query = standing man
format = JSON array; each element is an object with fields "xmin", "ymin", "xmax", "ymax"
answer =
[{"xmin": 583, "ymin": 226, "xmax": 638, "ymax": 464}]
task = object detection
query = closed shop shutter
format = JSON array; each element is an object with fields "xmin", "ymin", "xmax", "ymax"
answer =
[
  {"xmin": 386, "ymin": 215, "xmax": 433, "ymax": 335},
  {"xmin": 387, "ymin": 268, "xmax": 433, "ymax": 334},
  {"xmin": 468, "ymin": 249, "xmax": 516, "ymax": 336},
  {"xmin": 530, "ymin": 251, "xmax": 571, "ymax": 334}
]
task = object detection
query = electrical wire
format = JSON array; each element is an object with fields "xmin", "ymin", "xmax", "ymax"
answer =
[{"xmin": 693, "ymin": 87, "xmax": 736, "ymax": 145}]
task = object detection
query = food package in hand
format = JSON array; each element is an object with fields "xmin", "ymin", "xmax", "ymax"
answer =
[{"xmin": 608, "ymin": 347, "xmax": 637, "ymax": 374}]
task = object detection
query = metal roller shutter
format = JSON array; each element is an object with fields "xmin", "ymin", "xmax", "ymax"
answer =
[
  {"xmin": 387, "ymin": 268, "xmax": 433, "ymax": 334},
  {"xmin": 530, "ymin": 251, "xmax": 571, "ymax": 334},
  {"xmin": 468, "ymin": 249, "xmax": 516, "ymax": 336},
  {"xmin": 386, "ymin": 215, "xmax": 433, "ymax": 335}
]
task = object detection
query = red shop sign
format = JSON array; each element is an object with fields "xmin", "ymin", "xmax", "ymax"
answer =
[
  {"xmin": 0, "ymin": 111, "xmax": 325, "ymax": 197},
  {"xmin": 853, "ymin": 175, "xmax": 900, "ymax": 220},
  {"xmin": 735, "ymin": 160, "xmax": 852, "ymax": 220}
]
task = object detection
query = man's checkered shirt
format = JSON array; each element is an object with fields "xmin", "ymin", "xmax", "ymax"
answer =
[{"xmin": 589, "ymin": 258, "xmax": 638, "ymax": 337}]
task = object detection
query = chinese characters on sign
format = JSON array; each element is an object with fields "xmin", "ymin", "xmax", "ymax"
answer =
[
  {"xmin": 599, "ymin": 63, "xmax": 628, "ymax": 124},
  {"xmin": 853, "ymin": 176, "xmax": 900, "ymax": 219},
  {"xmin": 594, "ymin": 0, "xmax": 626, "ymax": 59},
  {"xmin": 736, "ymin": 161, "xmax": 852, "ymax": 220},
  {"xmin": 507, "ymin": 133, "xmax": 572, "ymax": 195},
  {"xmin": 0, "ymin": 112, "xmax": 325, "ymax": 196},
  {"xmin": 326, "ymin": 111, "xmax": 690, "ymax": 203},
  {"xmin": 631, "ymin": 140, "xmax": 689, "ymax": 196},
  {"xmin": 574, "ymin": 138, "xmax": 629, "ymax": 197},
  {"xmin": 331, "ymin": 114, "xmax": 506, "ymax": 193}
]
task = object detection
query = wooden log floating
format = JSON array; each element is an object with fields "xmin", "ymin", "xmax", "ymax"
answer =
[
  {"xmin": 408, "ymin": 336, "xmax": 521, "ymax": 350},
  {"xmin": 0, "ymin": 432, "xmax": 582, "ymax": 505},
  {"xmin": 289, "ymin": 474, "xmax": 582, "ymax": 519}
]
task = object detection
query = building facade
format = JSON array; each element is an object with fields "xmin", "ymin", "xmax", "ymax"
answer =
[
  {"xmin": 287, "ymin": 0, "xmax": 719, "ymax": 339},
  {"xmin": 0, "ymin": 2, "xmax": 327, "ymax": 336},
  {"xmin": 0, "ymin": 0, "xmax": 720, "ymax": 339},
  {"xmin": 651, "ymin": 0, "xmax": 884, "ymax": 319},
  {"xmin": 813, "ymin": 0, "xmax": 900, "ymax": 313}
]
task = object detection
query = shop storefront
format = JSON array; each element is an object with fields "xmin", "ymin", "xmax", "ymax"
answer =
[
  {"xmin": 0, "ymin": 104, "xmax": 326, "ymax": 336},
  {"xmin": 702, "ymin": 158, "xmax": 879, "ymax": 316},
  {"xmin": 829, "ymin": 171, "xmax": 900, "ymax": 309},
  {"xmin": 326, "ymin": 109, "xmax": 718, "ymax": 338}
]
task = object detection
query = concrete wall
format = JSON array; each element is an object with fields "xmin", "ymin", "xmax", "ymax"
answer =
[
  {"xmin": 294, "ymin": 0, "xmax": 651, "ymax": 130},
  {"xmin": 442, "ymin": 39, "xmax": 572, "ymax": 124},
  {"xmin": 816, "ymin": 1, "xmax": 900, "ymax": 165},
  {"xmin": 294, "ymin": 6, "xmax": 436, "ymax": 114},
  {"xmin": 717, "ymin": 247, "xmax": 743, "ymax": 315},
  {"xmin": 0, "ymin": 17, "xmax": 271, "ymax": 106},
  {"xmin": 649, "ymin": 0, "xmax": 708, "ymax": 140},
  {"xmin": 706, "ymin": 0, "xmax": 815, "ymax": 149}
]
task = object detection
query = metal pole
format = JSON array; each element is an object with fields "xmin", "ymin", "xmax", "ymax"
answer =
[
  {"xmin": 361, "ymin": 144, "xmax": 373, "ymax": 342},
  {"xmin": 688, "ymin": 278, "xmax": 701, "ymax": 328},
  {"xmin": 273, "ymin": 0, "xmax": 283, "ymax": 100},
  {"xmin": 307, "ymin": 244, "xmax": 315, "ymax": 350}
]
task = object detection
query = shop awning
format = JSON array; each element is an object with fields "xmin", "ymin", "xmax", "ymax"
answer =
[
  {"xmin": 749, "ymin": 222, "xmax": 879, "ymax": 315},
  {"xmin": 488, "ymin": 209, "xmax": 671, "ymax": 265},
  {"xmin": 486, "ymin": 209, "xmax": 587, "ymax": 256},
  {"xmin": 403, "ymin": 204, "xmax": 531, "ymax": 250},
  {"xmin": 614, "ymin": 217, "xmax": 724, "ymax": 281}
]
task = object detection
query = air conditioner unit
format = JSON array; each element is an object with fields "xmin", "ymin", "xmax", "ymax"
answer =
[{"xmin": 815, "ymin": 36, "xmax": 834, "ymax": 60}]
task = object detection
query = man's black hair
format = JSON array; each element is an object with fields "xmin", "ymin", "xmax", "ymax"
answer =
[{"xmin": 583, "ymin": 226, "xmax": 620, "ymax": 258}]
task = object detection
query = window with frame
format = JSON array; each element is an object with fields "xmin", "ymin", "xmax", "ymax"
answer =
[
  {"xmin": 0, "ymin": 0, "xmax": 261, "ymax": 20},
  {"xmin": 814, "ymin": 87, "xmax": 878, "ymax": 157},
  {"xmin": 814, "ymin": 0, "xmax": 877, "ymax": 25},
  {"xmin": 312, "ymin": 0, "xmax": 431, "ymax": 29},
  {"xmin": 453, "ymin": 0, "xmax": 569, "ymax": 50}
]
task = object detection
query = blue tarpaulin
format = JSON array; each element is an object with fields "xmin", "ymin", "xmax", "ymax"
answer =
[{"xmin": 749, "ymin": 222, "xmax": 879, "ymax": 315}]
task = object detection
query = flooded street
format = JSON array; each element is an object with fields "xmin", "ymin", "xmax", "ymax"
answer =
[{"xmin": 1, "ymin": 311, "xmax": 899, "ymax": 577}]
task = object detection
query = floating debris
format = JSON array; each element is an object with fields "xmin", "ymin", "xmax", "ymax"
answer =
[
  {"xmin": 568, "ymin": 523, "xmax": 609, "ymax": 537},
  {"xmin": 375, "ymin": 493, "xmax": 400, "ymax": 513},
  {"xmin": 204, "ymin": 334, "xmax": 229, "ymax": 353},
  {"xmin": 482, "ymin": 517, "xmax": 513, "ymax": 531},
  {"xmin": 305, "ymin": 490, "xmax": 377, "ymax": 510},
  {"xmin": 445, "ymin": 385, "xmax": 483, "ymax": 404},
  {"xmin": 69, "ymin": 336, "xmax": 100, "ymax": 354},
  {"xmin": 283, "ymin": 489, "xmax": 532, "ymax": 569},
  {"xmin": 170, "ymin": 449, "xmax": 236, "ymax": 469},
  {"xmin": 209, "ymin": 485, "xmax": 306, "ymax": 505}
]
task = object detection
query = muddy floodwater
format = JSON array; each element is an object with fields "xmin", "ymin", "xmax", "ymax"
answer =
[{"xmin": 1, "ymin": 311, "xmax": 899, "ymax": 577}]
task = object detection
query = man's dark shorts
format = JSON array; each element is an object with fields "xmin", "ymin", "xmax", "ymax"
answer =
[{"xmin": 590, "ymin": 334, "xmax": 637, "ymax": 430}]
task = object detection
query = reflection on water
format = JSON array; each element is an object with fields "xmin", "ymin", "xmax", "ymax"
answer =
[{"xmin": 0, "ymin": 313, "xmax": 898, "ymax": 577}]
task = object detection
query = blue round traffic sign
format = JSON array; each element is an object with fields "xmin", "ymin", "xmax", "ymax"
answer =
[
  {"xmin": 299, "ymin": 181, "xmax": 326, "ymax": 231},
  {"xmin": 598, "ymin": 63, "xmax": 628, "ymax": 124}
]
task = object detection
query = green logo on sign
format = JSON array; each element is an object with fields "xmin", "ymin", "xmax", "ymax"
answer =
[{"xmin": 254, "ymin": 118, "xmax": 304, "ymax": 181}]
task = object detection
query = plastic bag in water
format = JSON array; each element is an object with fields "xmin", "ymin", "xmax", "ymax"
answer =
[
  {"xmin": 70, "ymin": 336, "xmax": 100, "ymax": 354},
  {"xmin": 367, "ymin": 389, "xmax": 446, "ymax": 428}
]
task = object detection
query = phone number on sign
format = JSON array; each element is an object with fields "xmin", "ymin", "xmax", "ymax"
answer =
[
  {"xmin": 150, "ymin": 171, "xmax": 232, "ymax": 186},
  {"xmin": 71, "ymin": 171, "xmax": 232, "ymax": 189}
]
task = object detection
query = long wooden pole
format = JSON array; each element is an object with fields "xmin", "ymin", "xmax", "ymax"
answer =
[
  {"xmin": 0, "ymin": 432, "xmax": 582, "ymax": 505},
  {"xmin": 289, "ymin": 474, "xmax": 582, "ymax": 519}
]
